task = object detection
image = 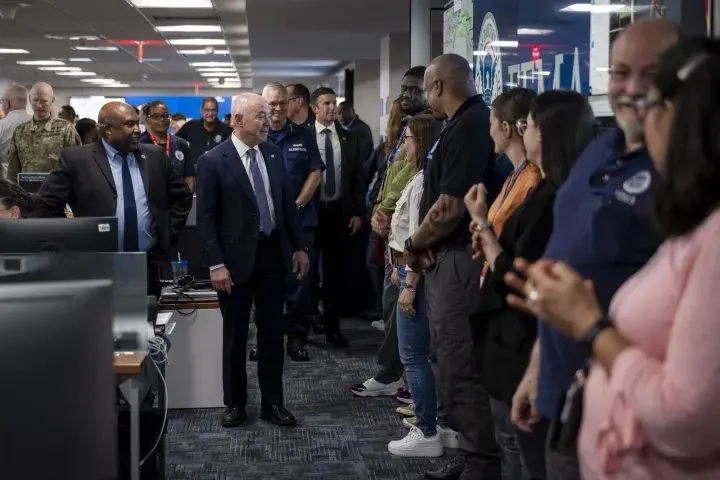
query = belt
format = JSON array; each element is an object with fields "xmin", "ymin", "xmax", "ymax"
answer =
[{"xmin": 390, "ymin": 248, "xmax": 405, "ymax": 267}]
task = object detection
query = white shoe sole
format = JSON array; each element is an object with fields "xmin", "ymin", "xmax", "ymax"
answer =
[
  {"xmin": 351, "ymin": 385, "xmax": 401, "ymax": 397},
  {"xmin": 388, "ymin": 443, "xmax": 443, "ymax": 457},
  {"xmin": 441, "ymin": 435, "xmax": 459, "ymax": 449}
]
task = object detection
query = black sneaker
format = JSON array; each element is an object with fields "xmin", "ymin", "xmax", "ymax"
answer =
[{"xmin": 394, "ymin": 388, "xmax": 413, "ymax": 404}]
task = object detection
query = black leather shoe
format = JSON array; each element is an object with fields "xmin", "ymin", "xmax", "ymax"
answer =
[
  {"xmin": 249, "ymin": 348, "xmax": 258, "ymax": 362},
  {"xmin": 425, "ymin": 456, "xmax": 465, "ymax": 480},
  {"xmin": 287, "ymin": 337, "xmax": 310, "ymax": 361},
  {"xmin": 221, "ymin": 405, "xmax": 246, "ymax": 428},
  {"xmin": 326, "ymin": 332, "xmax": 349, "ymax": 348},
  {"xmin": 312, "ymin": 323, "xmax": 325, "ymax": 334},
  {"xmin": 260, "ymin": 404, "xmax": 297, "ymax": 426}
]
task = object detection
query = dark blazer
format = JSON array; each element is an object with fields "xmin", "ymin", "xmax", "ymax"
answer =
[
  {"xmin": 311, "ymin": 121, "xmax": 365, "ymax": 220},
  {"xmin": 473, "ymin": 180, "xmax": 556, "ymax": 405},
  {"xmin": 195, "ymin": 138, "xmax": 305, "ymax": 284},
  {"xmin": 35, "ymin": 140, "xmax": 193, "ymax": 259}
]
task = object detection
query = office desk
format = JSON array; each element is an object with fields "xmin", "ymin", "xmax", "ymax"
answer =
[{"xmin": 160, "ymin": 295, "xmax": 224, "ymax": 409}]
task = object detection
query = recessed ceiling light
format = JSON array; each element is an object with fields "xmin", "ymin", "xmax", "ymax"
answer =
[
  {"xmin": 129, "ymin": 0, "xmax": 212, "ymax": 7},
  {"xmin": 517, "ymin": 28, "xmax": 553, "ymax": 35},
  {"xmin": 560, "ymin": 3, "xmax": 626, "ymax": 13},
  {"xmin": 200, "ymin": 72, "xmax": 237, "ymax": 77},
  {"xmin": 156, "ymin": 25, "xmax": 221, "ymax": 33},
  {"xmin": 68, "ymin": 57, "xmax": 93, "ymax": 62},
  {"xmin": 17, "ymin": 60, "xmax": 65, "ymax": 66},
  {"xmin": 37, "ymin": 66, "xmax": 82, "ymax": 71},
  {"xmin": 190, "ymin": 61, "xmax": 233, "ymax": 67},
  {"xmin": 168, "ymin": 38, "xmax": 226, "ymax": 46},
  {"xmin": 0, "ymin": 48, "xmax": 29, "ymax": 54},
  {"xmin": 56, "ymin": 71, "xmax": 97, "ymax": 76},
  {"xmin": 196, "ymin": 68, "xmax": 236, "ymax": 72},
  {"xmin": 72, "ymin": 46, "xmax": 120, "ymax": 52},
  {"xmin": 178, "ymin": 49, "xmax": 229, "ymax": 55}
]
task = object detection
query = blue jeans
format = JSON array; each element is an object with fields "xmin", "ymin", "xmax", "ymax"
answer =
[{"xmin": 395, "ymin": 265, "xmax": 437, "ymax": 436}]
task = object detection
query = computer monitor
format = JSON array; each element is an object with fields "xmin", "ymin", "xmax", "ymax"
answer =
[
  {"xmin": 0, "ymin": 279, "xmax": 117, "ymax": 479},
  {"xmin": 0, "ymin": 217, "xmax": 118, "ymax": 253},
  {"xmin": 16, "ymin": 172, "xmax": 50, "ymax": 194}
]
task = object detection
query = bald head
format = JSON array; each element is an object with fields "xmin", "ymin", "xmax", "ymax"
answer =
[
  {"xmin": 231, "ymin": 93, "xmax": 270, "ymax": 146},
  {"xmin": 29, "ymin": 82, "xmax": 54, "ymax": 120},
  {"xmin": 98, "ymin": 101, "xmax": 140, "ymax": 153},
  {"xmin": 424, "ymin": 53, "xmax": 475, "ymax": 118},
  {"xmin": 609, "ymin": 19, "xmax": 680, "ymax": 144}
]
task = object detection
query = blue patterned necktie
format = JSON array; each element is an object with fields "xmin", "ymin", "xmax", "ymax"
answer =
[
  {"xmin": 118, "ymin": 152, "xmax": 139, "ymax": 252},
  {"xmin": 247, "ymin": 148, "xmax": 273, "ymax": 234},
  {"xmin": 322, "ymin": 128, "xmax": 336, "ymax": 197}
]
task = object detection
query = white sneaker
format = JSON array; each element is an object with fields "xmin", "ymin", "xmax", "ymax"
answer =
[
  {"xmin": 349, "ymin": 377, "xmax": 404, "ymax": 397},
  {"xmin": 438, "ymin": 425, "xmax": 459, "ymax": 449},
  {"xmin": 371, "ymin": 320, "xmax": 385, "ymax": 331},
  {"xmin": 396, "ymin": 403, "xmax": 415, "ymax": 416},
  {"xmin": 388, "ymin": 426, "xmax": 443, "ymax": 457}
]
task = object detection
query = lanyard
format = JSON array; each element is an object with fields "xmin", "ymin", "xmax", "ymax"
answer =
[
  {"xmin": 148, "ymin": 131, "xmax": 171, "ymax": 158},
  {"xmin": 423, "ymin": 122, "xmax": 448, "ymax": 176},
  {"xmin": 493, "ymin": 160, "xmax": 528, "ymax": 215},
  {"xmin": 387, "ymin": 126, "xmax": 407, "ymax": 165}
]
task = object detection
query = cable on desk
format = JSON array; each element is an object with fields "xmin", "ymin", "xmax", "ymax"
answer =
[
  {"xmin": 167, "ymin": 276, "xmax": 198, "ymax": 317},
  {"xmin": 140, "ymin": 339, "xmax": 169, "ymax": 467}
]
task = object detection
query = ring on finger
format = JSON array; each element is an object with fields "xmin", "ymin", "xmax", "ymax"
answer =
[{"xmin": 527, "ymin": 290, "xmax": 540, "ymax": 302}]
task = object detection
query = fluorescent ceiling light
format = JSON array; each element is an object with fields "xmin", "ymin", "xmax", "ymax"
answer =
[
  {"xmin": 37, "ymin": 66, "xmax": 81, "ymax": 71},
  {"xmin": 168, "ymin": 38, "xmax": 226, "ymax": 46},
  {"xmin": 561, "ymin": 3, "xmax": 626, "ymax": 13},
  {"xmin": 473, "ymin": 50, "xmax": 488, "ymax": 56},
  {"xmin": 517, "ymin": 28, "xmax": 553, "ymax": 35},
  {"xmin": 0, "ymin": 48, "xmax": 29, "ymax": 54},
  {"xmin": 68, "ymin": 57, "xmax": 93, "ymax": 62},
  {"xmin": 106, "ymin": 84, "xmax": 130, "ymax": 87},
  {"xmin": 17, "ymin": 60, "xmax": 65, "ymax": 66},
  {"xmin": 490, "ymin": 40, "xmax": 518, "ymax": 48},
  {"xmin": 44, "ymin": 35, "xmax": 100, "ymax": 41},
  {"xmin": 129, "ymin": 0, "xmax": 212, "ymax": 7},
  {"xmin": 196, "ymin": 67, "xmax": 236, "ymax": 72},
  {"xmin": 81, "ymin": 78, "xmax": 118, "ymax": 83},
  {"xmin": 73, "ymin": 46, "xmax": 119, "ymax": 51},
  {"xmin": 178, "ymin": 49, "xmax": 229, "ymax": 55},
  {"xmin": 156, "ymin": 25, "xmax": 221, "ymax": 33},
  {"xmin": 190, "ymin": 61, "xmax": 233, "ymax": 67},
  {"xmin": 200, "ymin": 72, "xmax": 237, "ymax": 77},
  {"xmin": 56, "ymin": 71, "xmax": 97, "ymax": 76}
]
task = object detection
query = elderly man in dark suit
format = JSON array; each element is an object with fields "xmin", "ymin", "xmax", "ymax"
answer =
[
  {"xmin": 309, "ymin": 87, "xmax": 366, "ymax": 348},
  {"xmin": 36, "ymin": 101, "xmax": 193, "ymax": 297},
  {"xmin": 195, "ymin": 93, "xmax": 309, "ymax": 428}
]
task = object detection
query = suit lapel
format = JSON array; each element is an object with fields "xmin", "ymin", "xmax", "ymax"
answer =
[
  {"xmin": 259, "ymin": 143, "xmax": 282, "ymax": 212},
  {"xmin": 222, "ymin": 140, "xmax": 257, "ymax": 207},
  {"xmin": 92, "ymin": 140, "xmax": 116, "ymax": 193}
]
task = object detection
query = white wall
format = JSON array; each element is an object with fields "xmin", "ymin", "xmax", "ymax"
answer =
[
  {"xmin": 380, "ymin": 33, "xmax": 411, "ymax": 139},
  {"xmin": 353, "ymin": 59, "xmax": 381, "ymax": 145}
]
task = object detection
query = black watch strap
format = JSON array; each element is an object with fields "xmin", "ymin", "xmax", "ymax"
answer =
[
  {"xmin": 579, "ymin": 316, "xmax": 613, "ymax": 358},
  {"xmin": 404, "ymin": 236, "xmax": 415, "ymax": 253}
]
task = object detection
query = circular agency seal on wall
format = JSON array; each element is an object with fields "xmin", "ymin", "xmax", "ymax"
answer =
[{"xmin": 475, "ymin": 12, "xmax": 504, "ymax": 106}]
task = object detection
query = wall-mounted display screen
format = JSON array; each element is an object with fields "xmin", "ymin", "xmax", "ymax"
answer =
[{"xmin": 70, "ymin": 96, "xmax": 233, "ymax": 122}]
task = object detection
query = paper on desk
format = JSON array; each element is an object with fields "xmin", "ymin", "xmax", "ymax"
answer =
[{"xmin": 156, "ymin": 312, "xmax": 173, "ymax": 326}]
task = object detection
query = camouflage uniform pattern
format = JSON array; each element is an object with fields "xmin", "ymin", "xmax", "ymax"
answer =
[{"xmin": 6, "ymin": 117, "xmax": 81, "ymax": 182}]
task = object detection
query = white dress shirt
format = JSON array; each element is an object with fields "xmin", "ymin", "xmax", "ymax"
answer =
[
  {"xmin": 0, "ymin": 110, "xmax": 31, "ymax": 178},
  {"xmin": 315, "ymin": 121, "xmax": 342, "ymax": 202},
  {"xmin": 210, "ymin": 134, "xmax": 277, "ymax": 272},
  {"xmin": 389, "ymin": 171, "xmax": 424, "ymax": 254}
]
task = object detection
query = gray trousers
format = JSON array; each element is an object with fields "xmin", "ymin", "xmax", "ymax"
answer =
[
  {"xmin": 374, "ymin": 252, "xmax": 403, "ymax": 384},
  {"xmin": 426, "ymin": 246, "xmax": 501, "ymax": 473}
]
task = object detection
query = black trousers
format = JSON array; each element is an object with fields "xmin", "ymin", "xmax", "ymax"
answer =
[
  {"xmin": 284, "ymin": 226, "xmax": 316, "ymax": 338},
  {"xmin": 218, "ymin": 233, "xmax": 285, "ymax": 409},
  {"xmin": 316, "ymin": 200, "xmax": 346, "ymax": 333}
]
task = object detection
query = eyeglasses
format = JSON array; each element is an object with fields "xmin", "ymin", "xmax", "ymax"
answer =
[
  {"xmin": 148, "ymin": 113, "xmax": 170, "ymax": 120},
  {"xmin": 515, "ymin": 119, "xmax": 527, "ymax": 136}
]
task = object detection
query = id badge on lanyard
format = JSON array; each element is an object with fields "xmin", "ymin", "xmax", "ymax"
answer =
[{"xmin": 387, "ymin": 126, "xmax": 407, "ymax": 165}]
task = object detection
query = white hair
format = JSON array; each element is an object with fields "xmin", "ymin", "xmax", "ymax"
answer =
[
  {"xmin": 261, "ymin": 82, "xmax": 287, "ymax": 98},
  {"xmin": 2, "ymin": 84, "xmax": 27, "ymax": 109},
  {"xmin": 231, "ymin": 93, "xmax": 265, "ymax": 118}
]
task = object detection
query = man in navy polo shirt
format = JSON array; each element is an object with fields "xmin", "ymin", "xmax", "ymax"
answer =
[
  {"xmin": 262, "ymin": 82, "xmax": 324, "ymax": 362},
  {"xmin": 510, "ymin": 19, "xmax": 680, "ymax": 479}
]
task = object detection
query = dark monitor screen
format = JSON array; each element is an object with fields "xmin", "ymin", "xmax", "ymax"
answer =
[
  {"xmin": 0, "ymin": 217, "xmax": 119, "ymax": 253},
  {"xmin": 16, "ymin": 172, "xmax": 50, "ymax": 194}
]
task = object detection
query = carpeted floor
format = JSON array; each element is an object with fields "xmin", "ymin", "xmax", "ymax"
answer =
[{"xmin": 165, "ymin": 317, "xmax": 448, "ymax": 480}]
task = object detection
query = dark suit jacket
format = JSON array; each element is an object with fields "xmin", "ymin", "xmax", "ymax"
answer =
[
  {"xmin": 35, "ymin": 140, "xmax": 193, "ymax": 259},
  {"xmin": 311, "ymin": 121, "xmax": 365, "ymax": 221},
  {"xmin": 195, "ymin": 139, "xmax": 306, "ymax": 284}
]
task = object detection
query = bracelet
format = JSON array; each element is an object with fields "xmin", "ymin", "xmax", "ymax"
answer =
[
  {"xmin": 403, "ymin": 283, "xmax": 416, "ymax": 292},
  {"xmin": 474, "ymin": 222, "xmax": 492, "ymax": 233}
]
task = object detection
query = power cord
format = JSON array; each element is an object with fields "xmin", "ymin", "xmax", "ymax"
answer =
[
  {"xmin": 140, "ymin": 336, "xmax": 169, "ymax": 467},
  {"xmin": 167, "ymin": 275, "xmax": 198, "ymax": 316}
]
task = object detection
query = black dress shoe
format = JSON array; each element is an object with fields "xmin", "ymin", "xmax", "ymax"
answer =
[
  {"xmin": 249, "ymin": 348, "xmax": 258, "ymax": 362},
  {"xmin": 286, "ymin": 337, "xmax": 310, "ymax": 361},
  {"xmin": 260, "ymin": 404, "xmax": 297, "ymax": 426},
  {"xmin": 425, "ymin": 456, "xmax": 465, "ymax": 480},
  {"xmin": 312, "ymin": 323, "xmax": 325, "ymax": 334},
  {"xmin": 221, "ymin": 405, "xmax": 246, "ymax": 428},
  {"xmin": 326, "ymin": 332, "xmax": 349, "ymax": 348}
]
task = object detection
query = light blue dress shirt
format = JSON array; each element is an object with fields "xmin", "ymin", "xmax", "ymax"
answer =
[{"xmin": 102, "ymin": 139, "xmax": 156, "ymax": 252}]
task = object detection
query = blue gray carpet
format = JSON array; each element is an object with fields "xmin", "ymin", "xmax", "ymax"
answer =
[{"xmin": 165, "ymin": 318, "xmax": 447, "ymax": 479}]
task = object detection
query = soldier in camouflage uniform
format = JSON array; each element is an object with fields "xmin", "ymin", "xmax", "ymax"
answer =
[{"xmin": 6, "ymin": 82, "xmax": 81, "ymax": 182}]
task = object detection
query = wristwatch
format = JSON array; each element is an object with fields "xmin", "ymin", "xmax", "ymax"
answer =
[
  {"xmin": 298, "ymin": 246, "xmax": 309, "ymax": 253},
  {"xmin": 578, "ymin": 315, "xmax": 614, "ymax": 358},
  {"xmin": 296, "ymin": 204, "xmax": 305, "ymax": 213},
  {"xmin": 404, "ymin": 236, "xmax": 417, "ymax": 253}
]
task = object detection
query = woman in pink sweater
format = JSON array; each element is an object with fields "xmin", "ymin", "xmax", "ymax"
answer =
[{"xmin": 507, "ymin": 37, "xmax": 720, "ymax": 479}]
